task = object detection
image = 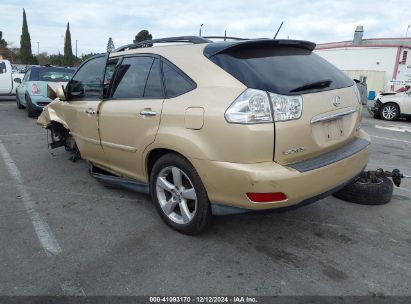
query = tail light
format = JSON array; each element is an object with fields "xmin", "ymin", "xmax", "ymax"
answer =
[
  {"xmin": 31, "ymin": 83, "xmax": 40, "ymax": 95},
  {"xmin": 269, "ymin": 93, "xmax": 303, "ymax": 121},
  {"xmin": 225, "ymin": 89, "xmax": 272, "ymax": 124},
  {"xmin": 246, "ymin": 192, "xmax": 288, "ymax": 203},
  {"xmin": 225, "ymin": 89, "xmax": 303, "ymax": 124}
]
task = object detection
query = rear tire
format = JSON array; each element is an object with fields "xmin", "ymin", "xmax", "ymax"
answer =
[
  {"xmin": 333, "ymin": 176, "xmax": 393, "ymax": 205},
  {"xmin": 26, "ymin": 95, "xmax": 38, "ymax": 118},
  {"xmin": 16, "ymin": 94, "xmax": 25, "ymax": 109},
  {"xmin": 150, "ymin": 153, "xmax": 211, "ymax": 235}
]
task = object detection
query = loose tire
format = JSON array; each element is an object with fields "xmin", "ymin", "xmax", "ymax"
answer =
[
  {"xmin": 380, "ymin": 103, "xmax": 400, "ymax": 121},
  {"xmin": 16, "ymin": 94, "xmax": 25, "ymax": 109},
  {"xmin": 26, "ymin": 95, "xmax": 37, "ymax": 118},
  {"xmin": 150, "ymin": 153, "xmax": 211, "ymax": 235},
  {"xmin": 333, "ymin": 176, "xmax": 393, "ymax": 205}
]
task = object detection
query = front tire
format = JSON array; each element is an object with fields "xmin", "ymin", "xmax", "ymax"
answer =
[
  {"xmin": 380, "ymin": 103, "xmax": 400, "ymax": 121},
  {"xmin": 150, "ymin": 153, "xmax": 211, "ymax": 235}
]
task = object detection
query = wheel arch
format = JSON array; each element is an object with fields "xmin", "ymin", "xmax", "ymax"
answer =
[
  {"xmin": 145, "ymin": 147, "xmax": 192, "ymax": 181},
  {"xmin": 381, "ymin": 101, "xmax": 401, "ymax": 112}
]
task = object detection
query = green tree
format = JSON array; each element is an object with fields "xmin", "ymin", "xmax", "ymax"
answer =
[
  {"xmin": 0, "ymin": 31, "xmax": 7, "ymax": 49},
  {"xmin": 49, "ymin": 53, "xmax": 64, "ymax": 66},
  {"xmin": 107, "ymin": 37, "xmax": 115, "ymax": 52},
  {"xmin": 0, "ymin": 31, "xmax": 11, "ymax": 61},
  {"xmin": 80, "ymin": 52, "xmax": 97, "ymax": 62},
  {"xmin": 63, "ymin": 22, "xmax": 74, "ymax": 66},
  {"xmin": 36, "ymin": 52, "xmax": 50, "ymax": 65},
  {"xmin": 133, "ymin": 30, "xmax": 152, "ymax": 43},
  {"xmin": 20, "ymin": 9, "xmax": 35, "ymax": 64}
]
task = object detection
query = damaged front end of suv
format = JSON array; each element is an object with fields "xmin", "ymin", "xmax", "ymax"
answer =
[{"xmin": 37, "ymin": 84, "xmax": 81, "ymax": 161}]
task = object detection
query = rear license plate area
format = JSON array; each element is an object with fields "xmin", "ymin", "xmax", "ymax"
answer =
[{"xmin": 323, "ymin": 118, "xmax": 343, "ymax": 141}]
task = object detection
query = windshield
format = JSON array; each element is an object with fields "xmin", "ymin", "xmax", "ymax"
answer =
[
  {"xmin": 209, "ymin": 46, "xmax": 354, "ymax": 95},
  {"xmin": 30, "ymin": 67, "xmax": 76, "ymax": 82}
]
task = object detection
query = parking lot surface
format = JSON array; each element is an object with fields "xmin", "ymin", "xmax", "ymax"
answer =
[{"xmin": 0, "ymin": 98, "xmax": 410, "ymax": 296}]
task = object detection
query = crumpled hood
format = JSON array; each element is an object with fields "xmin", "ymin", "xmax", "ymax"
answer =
[{"xmin": 37, "ymin": 83, "xmax": 69, "ymax": 129}]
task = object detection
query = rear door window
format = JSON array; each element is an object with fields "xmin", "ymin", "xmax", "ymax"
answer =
[
  {"xmin": 144, "ymin": 58, "xmax": 164, "ymax": 98},
  {"xmin": 209, "ymin": 46, "xmax": 354, "ymax": 95}
]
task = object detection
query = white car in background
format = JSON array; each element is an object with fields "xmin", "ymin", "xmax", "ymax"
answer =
[
  {"xmin": 372, "ymin": 88, "xmax": 411, "ymax": 121},
  {"xmin": 0, "ymin": 60, "xmax": 24, "ymax": 95}
]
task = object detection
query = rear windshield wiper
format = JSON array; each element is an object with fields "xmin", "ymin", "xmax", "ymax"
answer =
[{"xmin": 289, "ymin": 79, "xmax": 333, "ymax": 93}]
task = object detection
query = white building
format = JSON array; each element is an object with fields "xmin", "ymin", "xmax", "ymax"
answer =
[{"xmin": 315, "ymin": 26, "xmax": 411, "ymax": 95}]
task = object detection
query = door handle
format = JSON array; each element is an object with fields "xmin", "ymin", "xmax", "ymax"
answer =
[
  {"xmin": 85, "ymin": 108, "xmax": 96, "ymax": 115},
  {"xmin": 140, "ymin": 110, "xmax": 157, "ymax": 117}
]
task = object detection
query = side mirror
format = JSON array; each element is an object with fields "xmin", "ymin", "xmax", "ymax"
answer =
[{"xmin": 14, "ymin": 78, "xmax": 21, "ymax": 84}]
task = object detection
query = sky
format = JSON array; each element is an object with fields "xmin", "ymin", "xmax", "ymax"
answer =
[{"xmin": 0, "ymin": 0, "xmax": 410, "ymax": 56}]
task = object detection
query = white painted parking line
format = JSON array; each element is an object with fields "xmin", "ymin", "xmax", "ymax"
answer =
[
  {"xmin": 60, "ymin": 281, "xmax": 86, "ymax": 296},
  {"xmin": 0, "ymin": 141, "xmax": 62, "ymax": 256},
  {"xmin": 0, "ymin": 182, "xmax": 139, "ymax": 202},
  {"xmin": 370, "ymin": 135, "xmax": 411, "ymax": 144},
  {"xmin": 375, "ymin": 124, "xmax": 411, "ymax": 133},
  {"xmin": 0, "ymin": 132, "xmax": 46, "ymax": 137}
]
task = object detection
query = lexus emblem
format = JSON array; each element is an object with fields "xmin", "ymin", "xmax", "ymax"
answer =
[{"xmin": 332, "ymin": 96, "xmax": 341, "ymax": 107}]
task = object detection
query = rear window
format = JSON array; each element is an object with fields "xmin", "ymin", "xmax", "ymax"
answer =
[
  {"xmin": 30, "ymin": 67, "xmax": 75, "ymax": 82},
  {"xmin": 209, "ymin": 46, "xmax": 353, "ymax": 95}
]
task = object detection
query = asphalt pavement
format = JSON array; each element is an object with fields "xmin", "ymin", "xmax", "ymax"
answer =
[{"xmin": 0, "ymin": 97, "xmax": 410, "ymax": 296}]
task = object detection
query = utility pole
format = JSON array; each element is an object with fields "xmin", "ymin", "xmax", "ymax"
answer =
[
  {"xmin": 199, "ymin": 24, "xmax": 204, "ymax": 37},
  {"xmin": 36, "ymin": 41, "xmax": 39, "ymax": 55},
  {"xmin": 406, "ymin": 24, "xmax": 410, "ymax": 37},
  {"xmin": 75, "ymin": 39, "xmax": 77, "ymax": 58}
]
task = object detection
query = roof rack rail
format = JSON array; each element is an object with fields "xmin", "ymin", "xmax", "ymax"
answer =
[
  {"xmin": 113, "ymin": 36, "xmax": 212, "ymax": 52},
  {"xmin": 203, "ymin": 36, "xmax": 250, "ymax": 41}
]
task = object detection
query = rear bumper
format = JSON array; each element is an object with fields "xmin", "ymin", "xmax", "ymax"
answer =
[
  {"xmin": 191, "ymin": 130, "xmax": 370, "ymax": 212},
  {"xmin": 29, "ymin": 95, "xmax": 52, "ymax": 110}
]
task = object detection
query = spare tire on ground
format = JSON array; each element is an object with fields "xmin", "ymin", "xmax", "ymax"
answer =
[{"xmin": 333, "ymin": 175, "xmax": 393, "ymax": 205}]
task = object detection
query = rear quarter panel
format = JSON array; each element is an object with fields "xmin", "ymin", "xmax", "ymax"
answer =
[{"xmin": 145, "ymin": 86, "xmax": 275, "ymax": 181}]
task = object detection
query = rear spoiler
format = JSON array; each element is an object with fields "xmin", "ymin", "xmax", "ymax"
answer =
[{"xmin": 203, "ymin": 39, "xmax": 316, "ymax": 58}]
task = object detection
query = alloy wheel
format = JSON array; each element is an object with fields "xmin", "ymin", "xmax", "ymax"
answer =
[
  {"xmin": 382, "ymin": 105, "xmax": 397, "ymax": 120},
  {"xmin": 155, "ymin": 166, "xmax": 197, "ymax": 225}
]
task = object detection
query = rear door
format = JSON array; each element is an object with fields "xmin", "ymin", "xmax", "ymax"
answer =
[
  {"xmin": 98, "ymin": 55, "xmax": 164, "ymax": 180},
  {"xmin": 0, "ymin": 61, "xmax": 12, "ymax": 94},
  {"xmin": 63, "ymin": 55, "xmax": 108, "ymax": 166}
]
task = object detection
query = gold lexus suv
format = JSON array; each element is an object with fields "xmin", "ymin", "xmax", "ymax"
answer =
[{"xmin": 38, "ymin": 36, "xmax": 370, "ymax": 234}]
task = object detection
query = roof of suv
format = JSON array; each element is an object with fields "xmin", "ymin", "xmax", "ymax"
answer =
[
  {"xmin": 111, "ymin": 36, "xmax": 316, "ymax": 57},
  {"xmin": 109, "ymin": 37, "xmax": 318, "ymax": 90}
]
